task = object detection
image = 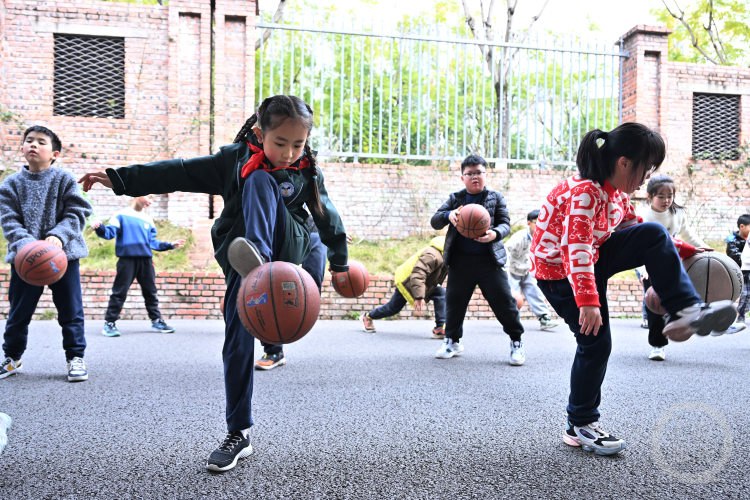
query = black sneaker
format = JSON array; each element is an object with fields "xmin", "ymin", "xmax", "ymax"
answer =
[
  {"xmin": 151, "ymin": 318, "xmax": 175, "ymax": 334},
  {"xmin": 206, "ymin": 431, "xmax": 253, "ymax": 472},
  {"xmin": 254, "ymin": 352, "xmax": 286, "ymax": 370}
]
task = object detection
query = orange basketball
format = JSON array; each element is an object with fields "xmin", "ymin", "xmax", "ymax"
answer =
[
  {"xmin": 644, "ymin": 286, "xmax": 666, "ymax": 315},
  {"xmin": 331, "ymin": 260, "xmax": 369, "ymax": 298},
  {"xmin": 456, "ymin": 204, "xmax": 491, "ymax": 239},
  {"xmin": 236, "ymin": 261, "xmax": 320, "ymax": 344},
  {"xmin": 14, "ymin": 240, "xmax": 68, "ymax": 286},
  {"xmin": 512, "ymin": 292, "xmax": 524, "ymax": 310}
]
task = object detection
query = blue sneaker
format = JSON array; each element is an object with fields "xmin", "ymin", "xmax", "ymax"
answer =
[
  {"xmin": 101, "ymin": 322, "xmax": 121, "ymax": 337},
  {"xmin": 563, "ymin": 421, "xmax": 626, "ymax": 456},
  {"xmin": 151, "ymin": 318, "xmax": 175, "ymax": 333}
]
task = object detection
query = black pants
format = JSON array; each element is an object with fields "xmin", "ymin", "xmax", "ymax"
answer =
[
  {"xmin": 642, "ymin": 277, "xmax": 667, "ymax": 347},
  {"xmin": 445, "ymin": 252, "xmax": 524, "ymax": 342},
  {"xmin": 105, "ymin": 257, "xmax": 161, "ymax": 322}
]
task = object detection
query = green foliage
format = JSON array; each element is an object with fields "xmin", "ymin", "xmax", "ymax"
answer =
[
  {"xmin": 348, "ymin": 233, "xmax": 443, "ymax": 276},
  {"xmin": 652, "ymin": 0, "xmax": 750, "ymax": 65}
]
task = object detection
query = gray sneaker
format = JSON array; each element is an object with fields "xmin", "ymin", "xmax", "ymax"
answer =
[
  {"xmin": 227, "ymin": 238, "xmax": 264, "ymax": 278},
  {"xmin": 663, "ymin": 301, "xmax": 737, "ymax": 342},
  {"xmin": 509, "ymin": 340, "xmax": 526, "ymax": 366}
]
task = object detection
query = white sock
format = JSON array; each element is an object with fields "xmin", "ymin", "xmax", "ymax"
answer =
[{"xmin": 240, "ymin": 428, "xmax": 251, "ymax": 439}]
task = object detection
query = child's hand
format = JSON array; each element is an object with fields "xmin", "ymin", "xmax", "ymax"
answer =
[
  {"xmin": 45, "ymin": 236, "xmax": 63, "ymax": 248},
  {"xmin": 694, "ymin": 247, "xmax": 714, "ymax": 253},
  {"xmin": 346, "ymin": 234, "xmax": 353, "ymax": 244},
  {"xmin": 413, "ymin": 299, "xmax": 425, "ymax": 311},
  {"xmin": 78, "ymin": 172, "xmax": 113, "ymax": 192},
  {"xmin": 91, "ymin": 221, "xmax": 102, "ymax": 230},
  {"xmin": 579, "ymin": 306, "xmax": 602, "ymax": 336},
  {"xmin": 172, "ymin": 239, "xmax": 186, "ymax": 249},
  {"xmin": 448, "ymin": 206, "xmax": 463, "ymax": 226},
  {"xmin": 474, "ymin": 230, "xmax": 496, "ymax": 243}
]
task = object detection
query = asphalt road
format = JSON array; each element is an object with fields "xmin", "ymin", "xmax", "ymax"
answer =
[{"xmin": 1, "ymin": 318, "xmax": 749, "ymax": 499}]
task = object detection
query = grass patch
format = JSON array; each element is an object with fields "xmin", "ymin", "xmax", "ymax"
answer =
[{"xmin": 348, "ymin": 233, "xmax": 443, "ymax": 276}]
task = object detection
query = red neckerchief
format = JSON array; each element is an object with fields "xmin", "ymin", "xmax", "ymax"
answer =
[{"xmin": 240, "ymin": 142, "xmax": 311, "ymax": 178}]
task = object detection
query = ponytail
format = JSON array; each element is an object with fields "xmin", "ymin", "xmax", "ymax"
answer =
[
  {"xmin": 305, "ymin": 142, "xmax": 324, "ymax": 218},
  {"xmin": 576, "ymin": 122, "xmax": 665, "ymax": 185}
]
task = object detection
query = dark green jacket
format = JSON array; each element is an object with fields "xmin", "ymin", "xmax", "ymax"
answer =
[{"xmin": 105, "ymin": 141, "xmax": 348, "ymax": 281}]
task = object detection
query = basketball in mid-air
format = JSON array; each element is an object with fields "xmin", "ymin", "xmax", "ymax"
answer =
[
  {"xmin": 14, "ymin": 240, "xmax": 68, "ymax": 286},
  {"xmin": 456, "ymin": 204, "xmax": 490, "ymax": 239},
  {"xmin": 236, "ymin": 261, "xmax": 320, "ymax": 344},
  {"xmin": 512, "ymin": 292, "xmax": 524, "ymax": 310},
  {"xmin": 682, "ymin": 252, "xmax": 743, "ymax": 303},
  {"xmin": 644, "ymin": 286, "xmax": 666, "ymax": 315},
  {"xmin": 331, "ymin": 260, "xmax": 369, "ymax": 298}
]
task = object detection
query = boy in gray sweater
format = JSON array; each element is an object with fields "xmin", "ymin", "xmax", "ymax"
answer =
[{"xmin": 0, "ymin": 126, "xmax": 92, "ymax": 382}]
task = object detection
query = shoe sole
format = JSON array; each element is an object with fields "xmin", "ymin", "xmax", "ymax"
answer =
[
  {"xmin": 648, "ymin": 355, "xmax": 666, "ymax": 361},
  {"xmin": 227, "ymin": 238, "xmax": 263, "ymax": 278},
  {"xmin": 152, "ymin": 328, "xmax": 175, "ymax": 334},
  {"xmin": 68, "ymin": 374, "xmax": 88, "ymax": 382},
  {"xmin": 0, "ymin": 367, "xmax": 21, "ymax": 379},
  {"xmin": 254, "ymin": 358, "xmax": 287, "ymax": 371},
  {"xmin": 102, "ymin": 330, "xmax": 121, "ymax": 337},
  {"xmin": 509, "ymin": 358, "xmax": 525, "ymax": 366},
  {"xmin": 435, "ymin": 352, "xmax": 455, "ymax": 359},
  {"xmin": 563, "ymin": 434, "xmax": 626, "ymax": 456},
  {"xmin": 206, "ymin": 444, "xmax": 253, "ymax": 472},
  {"xmin": 665, "ymin": 301, "xmax": 737, "ymax": 341},
  {"xmin": 431, "ymin": 334, "xmax": 445, "ymax": 339}
]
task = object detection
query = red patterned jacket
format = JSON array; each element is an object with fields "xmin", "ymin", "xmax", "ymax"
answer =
[{"xmin": 531, "ymin": 175, "xmax": 695, "ymax": 307}]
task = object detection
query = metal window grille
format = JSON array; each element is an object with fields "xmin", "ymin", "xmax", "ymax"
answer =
[
  {"xmin": 692, "ymin": 93, "xmax": 740, "ymax": 160},
  {"xmin": 53, "ymin": 34, "xmax": 125, "ymax": 119}
]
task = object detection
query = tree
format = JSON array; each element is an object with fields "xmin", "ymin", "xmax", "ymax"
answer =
[
  {"xmin": 655, "ymin": 0, "xmax": 750, "ymax": 65},
  {"xmin": 459, "ymin": 0, "xmax": 549, "ymax": 161}
]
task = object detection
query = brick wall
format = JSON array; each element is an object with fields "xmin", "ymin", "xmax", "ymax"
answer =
[{"xmin": 0, "ymin": 268, "xmax": 643, "ymax": 322}]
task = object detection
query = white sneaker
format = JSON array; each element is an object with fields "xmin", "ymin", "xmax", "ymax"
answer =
[
  {"xmin": 711, "ymin": 322, "xmax": 746, "ymax": 337},
  {"xmin": 662, "ymin": 301, "xmax": 737, "ymax": 342},
  {"xmin": 66, "ymin": 357, "xmax": 88, "ymax": 382},
  {"xmin": 227, "ymin": 238, "xmax": 264, "ymax": 278},
  {"xmin": 648, "ymin": 346, "xmax": 666, "ymax": 361},
  {"xmin": 563, "ymin": 421, "xmax": 626, "ymax": 455},
  {"xmin": 509, "ymin": 340, "xmax": 526, "ymax": 366},
  {"xmin": 435, "ymin": 338, "xmax": 464, "ymax": 359}
]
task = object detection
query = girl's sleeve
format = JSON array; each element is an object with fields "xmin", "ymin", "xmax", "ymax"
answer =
[
  {"xmin": 106, "ymin": 151, "xmax": 228, "ymax": 197},
  {"xmin": 563, "ymin": 186, "xmax": 600, "ymax": 307},
  {"xmin": 47, "ymin": 173, "xmax": 93, "ymax": 247},
  {"xmin": 313, "ymin": 170, "xmax": 348, "ymax": 272}
]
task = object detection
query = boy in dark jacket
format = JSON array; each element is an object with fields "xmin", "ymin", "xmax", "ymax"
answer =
[
  {"xmin": 361, "ymin": 235, "xmax": 447, "ymax": 338},
  {"xmin": 430, "ymin": 154, "xmax": 526, "ymax": 365},
  {"xmin": 726, "ymin": 214, "xmax": 750, "ymax": 267}
]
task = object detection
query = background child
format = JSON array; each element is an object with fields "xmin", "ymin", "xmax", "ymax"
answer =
[
  {"xmin": 635, "ymin": 174, "xmax": 729, "ymax": 361},
  {"xmin": 504, "ymin": 209, "xmax": 561, "ymax": 331},
  {"xmin": 430, "ymin": 154, "xmax": 526, "ymax": 365},
  {"xmin": 79, "ymin": 95, "xmax": 349, "ymax": 473},
  {"xmin": 738, "ymin": 236, "xmax": 750, "ymax": 327},
  {"xmin": 92, "ymin": 195, "xmax": 185, "ymax": 337},
  {"xmin": 0, "ymin": 125, "xmax": 92, "ymax": 382},
  {"xmin": 361, "ymin": 235, "xmax": 447, "ymax": 338},
  {"xmin": 532, "ymin": 122, "xmax": 736, "ymax": 456},
  {"xmin": 725, "ymin": 214, "xmax": 750, "ymax": 268}
]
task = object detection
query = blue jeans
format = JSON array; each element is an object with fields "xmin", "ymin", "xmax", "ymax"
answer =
[
  {"xmin": 3, "ymin": 259, "xmax": 86, "ymax": 361},
  {"xmin": 368, "ymin": 286, "xmax": 446, "ymax": 326},
  {"xmin": 223, "ymin": 170, "xmax": 313, "ymax": 431},
  {"xmin": 537, "ymin": 222, "xmax": 699, "ymax": 426}
]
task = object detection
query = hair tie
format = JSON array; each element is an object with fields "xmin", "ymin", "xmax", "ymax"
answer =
[{"xmin": 595, "ymin": 137, "xmax": 605, "ymax": 149}]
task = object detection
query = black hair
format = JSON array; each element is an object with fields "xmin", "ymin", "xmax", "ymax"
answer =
[
  {"xmin": 461, "ymin": 154, "xmax": 487, "ymax": 172},
  {"xmin": 23, "ymin": 125, "xmax": 61, "ymax": 164},
  {"xmin": 576, "ymin": 122, "xmax": 665, "ymax": 185},
  {"xmin": 645, "ymin": 174, "xmax": 683, "ymax": 214},
  {"xmin": 527, "ymin": 209, "xmax": 540, "ymax": 222},
  {"xmin": 233, "ymin": 95, "xmax": 323, "ymax": 217},
  {"xmin": 738, "ymin": 214, "xmax": 750, "ymax": 228}
]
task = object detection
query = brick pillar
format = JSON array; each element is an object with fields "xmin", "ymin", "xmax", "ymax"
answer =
[{"xmin": 619, "ymin": 25, "xmax": 672, "ymax": 132}]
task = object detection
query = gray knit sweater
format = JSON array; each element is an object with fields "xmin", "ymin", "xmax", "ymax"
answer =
[{"xmin": 0, "ymin": 166, "xmax": 92, "ymax": 263}]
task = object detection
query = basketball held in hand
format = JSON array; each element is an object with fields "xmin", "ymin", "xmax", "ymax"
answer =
[
  {"xmin": 14, "ymin": 240, "xmax": 68, "ymax": 286},
  {"xmin": 331, "ymin": 260, "xmax": 369, "ymax": 298},
  {"xmin": 236, "ymin": 261, "xmax": 320, "ymax": 344},
  {"xmin": 456, "ymin": 204, "xmax": 491, "ymax": 239}
]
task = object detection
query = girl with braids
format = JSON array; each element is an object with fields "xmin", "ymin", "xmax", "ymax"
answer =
[
  {"xmin": 531, "ymin": 122, "xmax": 736, "ymax": 456},
  {"xmin": 79, "ymin": 94, "xmax": 349, "ymax": 473}
]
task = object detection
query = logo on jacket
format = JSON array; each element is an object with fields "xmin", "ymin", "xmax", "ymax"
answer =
[{"xmin": 280, "ymin": 182, "xmax": 295, "ymax": 197}]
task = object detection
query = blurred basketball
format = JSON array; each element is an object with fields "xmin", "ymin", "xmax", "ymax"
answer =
[
  {"xmin": 236, "ymin": 261, "xmax": 320, "ymax": 344},
  {"xmin": 682, "ymin": 252, "xmax": 743, "ymax": 303},
  {"xmin": 456, "ymin": 204, "xmax": 491, "ymax": 239},
  {"xmin": 14, "ymin": 240, "xmax": 68, "ymax": 286},
  {"xmin": 644, "ymin": 286, "xmax": 666, "ymax": 315},
  {"xmin": 512, "ymin": 292, "xmax": 523, "ymax": 310},
  {"xmin": 331, "ymin": 260, "xmax": 369, "ymax": 298}
]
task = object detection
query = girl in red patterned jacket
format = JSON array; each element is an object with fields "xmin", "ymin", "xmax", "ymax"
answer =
[{"xmin": 531, "ymin": 122, "xmax": 736, "ymax": 456}]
